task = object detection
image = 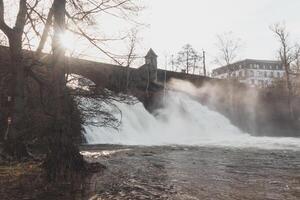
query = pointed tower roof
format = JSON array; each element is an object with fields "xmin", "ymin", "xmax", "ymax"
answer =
[{"xmin": 145, "ymin": 48, "xmax": 158, "ymax": 58}]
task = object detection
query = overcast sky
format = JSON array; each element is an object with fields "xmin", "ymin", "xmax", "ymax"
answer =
[
  {"xmin": 137, "ymin": 0, "xmax": 300, "ymax": 71},
  {"xmin": 3, "ymin": 0, "xmax": 299, "ymax": 71}
]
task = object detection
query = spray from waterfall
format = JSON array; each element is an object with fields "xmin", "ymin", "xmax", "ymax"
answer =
[{"xmin": 84, "ymin": 87, "xmax": 300, "ymax": 150}]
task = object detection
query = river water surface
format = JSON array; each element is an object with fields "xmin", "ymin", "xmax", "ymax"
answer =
[
  {"xmin": 81, "ymin": 145, "xmax": 300, "ymax": 200},
  {"xmin": 81, "ymin": 91, "xmax": 300, "ymax": 199}
]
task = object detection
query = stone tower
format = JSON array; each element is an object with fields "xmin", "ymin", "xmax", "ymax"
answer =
[{"xmin": 145, "ymin": 48, "xmax": 158, "ymax": 82}]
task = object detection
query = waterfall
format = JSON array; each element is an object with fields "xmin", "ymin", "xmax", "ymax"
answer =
[{"xmin": 84, "ymin": 91, "xmax": 300, "ymax": 150}]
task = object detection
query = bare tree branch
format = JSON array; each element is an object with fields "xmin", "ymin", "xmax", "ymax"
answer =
[
  {"xmin": 66, "ymin": 11, "xmax": 123, "ymax": 65},
  {"xmin": 215, "ymin": 31, "xmax": 242, "ymax": 66},
  {"xmin": 14, "ymin": 0, "xmax": 27, "ymax": 36},
  {"xmin": 270, "ymin": 23, "xmax": 297, "ymax": 120},
  {"xmin": 36, "ymin": 5, "xmax": 53, "ymax": 56}
]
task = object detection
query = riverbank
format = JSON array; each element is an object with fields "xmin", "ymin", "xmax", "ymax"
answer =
[
  {"xmin": 0, "ymin": 161, "xmax": 85, "ymax": 200},
  {"xmin": 0, "ymin": 157, "xmax": 105, "ymax": 200}
]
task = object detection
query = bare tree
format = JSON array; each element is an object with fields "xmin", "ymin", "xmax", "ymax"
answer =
[
  {"xmin": 176, "ymin": 44, "xmax": 201, "ymax": 74},
  {"xmin": 215, "ymin": 31, "xmax": 242, "ymax": 77},
  {"xmin": 0, "ymin": 0, "xmax": 142, "ymax": 177},
  {"xmin": 123, "ymin": 29, "xmax": 138, "ymax": 90},
  {"xmin": 0, "ymin": 0, "xmax": 29, "ymax": 158},
  {"xmin": 65, "ymin": 0, "xmax": 142, "ymax": 64},
  {"xmin": 291, "ymin": 44, "xmax": 300, "ymax": 73},
  {"xmin": 42, "ymin": 0, "xmax": 87, "ymax": 180},
  {"xmin": 270, "ymin": 23, "xmax": 299, "ymax": 120},
  {"xmin": 73, "ymin": 86, "xmax": 137, "ymax": 128}
]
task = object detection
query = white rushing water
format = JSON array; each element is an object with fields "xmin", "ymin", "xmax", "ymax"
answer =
[{"xmin": 84, "ymin": 91, "xmax": 300, "ymax": 150}]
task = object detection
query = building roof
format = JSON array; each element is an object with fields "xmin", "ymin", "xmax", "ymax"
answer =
[
  {"xmin": 145, "ymin": 48, "xmax": 158, "ymax": 58},
  {"xmin": 212, "ymin": 59, "xmax": 283, "ymax": 75},
  {"xmin": 243, "ymin": 59, "xmax": 281, "ymax": 64}
]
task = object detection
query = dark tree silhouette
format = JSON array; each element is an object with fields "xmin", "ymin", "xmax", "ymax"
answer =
[
  {"xmin": 175, "ymin": 44, "xmax": 201, "ymax": 74},
  {"xmin": 0, "ymin": 0, "xmax": 29, "ymax": 158},
  {"xmin": 270, "ymin": 23, "xmax": 300, "ymax": 120},
  {"xmin": 215, "ymin": 31, "xmax": 242, "ymax": 78},
  {"xmin": 0, "ymin": 0, "xmax": 142, "ymax": 179}
]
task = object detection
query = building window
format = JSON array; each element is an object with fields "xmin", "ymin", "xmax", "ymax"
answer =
[
  {"xmin": 270, "ymin": 71, "xmax": 274, "ymax": 78},
  {"xmin": 264, "ymin": 71, "xmax": 267, "ymax": 77},
  {"xmin": 277, "ymin": 72, "xmax": 280, "ymax": 78},
  {"xmin": 251, "ymin": 79, "xmax": 255, "ymax": 85}
]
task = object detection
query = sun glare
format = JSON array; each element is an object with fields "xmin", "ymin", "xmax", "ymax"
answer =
[{"xmin": 59, "ymin": 32, "xmax": 76, "ymax": 51}]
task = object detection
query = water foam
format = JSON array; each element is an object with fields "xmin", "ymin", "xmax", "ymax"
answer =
[{"xmin": 84, "ymin": 92, "xmax": 300, "ymax": 150}]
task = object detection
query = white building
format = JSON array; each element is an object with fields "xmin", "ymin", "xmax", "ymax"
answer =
[{"xmin": 212, "ymin": 59, "xmax": 285, "ymax": 87}]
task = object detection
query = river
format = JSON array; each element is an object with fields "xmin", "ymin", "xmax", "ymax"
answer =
[
  {"xmin": 81, "ymin": 145, "xmax": 300, "ymax": 200},
  {"xmin": 79, "ymin": 91, "xmax": 300, "ymax": 199}
]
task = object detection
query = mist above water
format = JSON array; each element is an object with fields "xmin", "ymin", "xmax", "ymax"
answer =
[{"xmin": 84, "ymin": 90, "xmax": 300, "ymax": 150}]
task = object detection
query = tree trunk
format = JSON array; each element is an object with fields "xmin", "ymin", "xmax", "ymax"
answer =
[
  {"xmin": 186, "ymin": 51, "xmax": 189, "ymax": 74},
  {"xmin": 44, "ymin": 0, "xmax": 84, "ymax": 181},
  {"xmin": 126, "ymin": 66, "xmax": 130, "ymax": 91},
  {"xmin": 284, "ymin": 65, "xmax": 295, "ymax": 120},
  {"xmin": 0, "ymin": 0, "xmax": 29, "ymax": 159},
  {"xmin": 3, "ymin": 32, "xmax": 28, "ymax": 159}
]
